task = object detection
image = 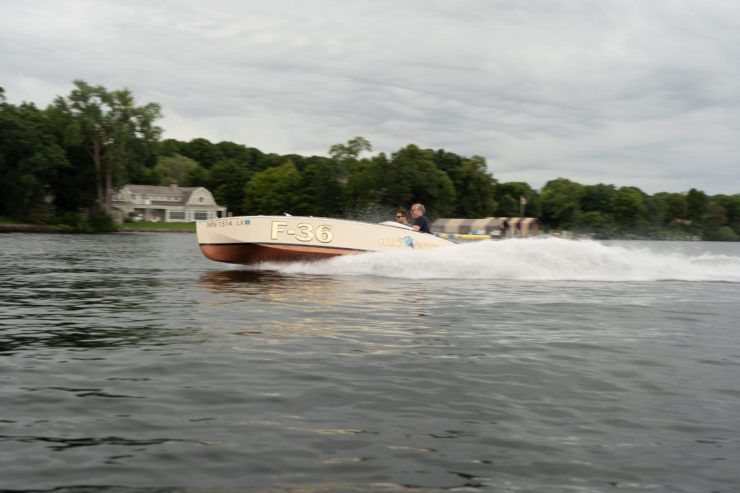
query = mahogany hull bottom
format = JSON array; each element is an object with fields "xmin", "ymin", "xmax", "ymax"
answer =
[{"xmin": 199, "ymin": 243, "xmax": 363, "ymax": 264}]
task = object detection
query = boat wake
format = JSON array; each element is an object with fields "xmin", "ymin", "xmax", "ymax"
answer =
[{"xmin": 246, "ymin": 237, "xmax": 740, "ymax": 282}]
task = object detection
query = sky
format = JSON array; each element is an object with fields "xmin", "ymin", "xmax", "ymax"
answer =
[{"xmin": 1, "ymin": 0, "xmax": 739, "ymax": 195}]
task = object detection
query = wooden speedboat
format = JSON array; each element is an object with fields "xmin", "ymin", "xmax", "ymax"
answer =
[{"xmin": 196, "ymin": 215, "xmax": 454, "ymax": 264}]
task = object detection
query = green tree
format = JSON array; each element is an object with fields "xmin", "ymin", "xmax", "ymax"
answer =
[
  {"xmin": 433, "ymin": 150, "xmax": 499, "ymax": 217},
  {"xmin": 211, "ymin": 159, "xmax": 250, "ymax": 215},
  {"xmin": 49, "ymin": 80, "xmax": 162, "ymax": 215},
  {"xmin": 386, "ymin": 145, "xmax": 456, "ymax": 217},
  {"xmin": 154, "ymin": 153, "xmax": 203, "ymax": 186},
  {"xmin": 159, "ymin": 138, "xmax": 182, "ymax": 156},
  {"xmin": 294, "ymin": 158, "xmax": 345, "ymax": 217},
  {"xmin": 708, "ymin": 226, "xmax": 738, "ymax": 241},
  {"xmin": 652, "ymin": 192, "xmax": 688, "ymax": 225},
  {"xmin": 705, "ymin": 202, "xmax": 727, "ymax": 228},
  {"xmin": 612, "ymin": 187, "xmax": 648, "ymax": 227},
  {"xmin": 344, "ymin": 153, "xmax": 386, "ymax": 213},
  {"xmin": 243, "ymin": 162, "xmax": 301, "ymax": 214},
  {"xmin": 179, "ymin": 138, "xmax": 225, "ymax": 168},
  {"xmin": 713, "ymin": 194, "xmax": 740, "ymax": 234},
  {"xmin": 578, "ymin": 211, "xmax": 616, "ymax": 235},
  {"xmin": 216, "ymin": 141, "xmax": 256, "ymax": 162},
  {"xmin": 0, "ymin": 99, "xmax": 68, "ymax": 220},
  {"xmin": 580, "ymin": 184, "xmax": 616, "ymax": 214},
  {"xmin": 686, "ymin": 188, "xmax": 708, "ymax": 221},
  {"xmin": 450, "ymin": 156, "xmax": 496, "ymax": 217},
  {"xmin": 329, "ymin": 136, "xmax": 372, "ymax": 181},
  {"xmin": 540, "ymin": 178, "xmax": 584, "ymax": 228},
  {"xmin": 329, "ymin": 136, "xmax": 372, "ymax": 162},
  {"xmin": 494, "ymin": 182, "xmax": 538, "ymax": 217}
]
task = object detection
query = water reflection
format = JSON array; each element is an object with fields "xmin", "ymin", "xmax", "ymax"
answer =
[
  {"xmin": 198, "ymin": 268, "xmax": 297, "ymax": 287},
  {"xmin": 198, "ymin": 269, "xmax": 343, "ymax": 306}
]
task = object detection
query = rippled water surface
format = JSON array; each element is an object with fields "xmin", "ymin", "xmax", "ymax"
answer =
[{"xmin": 1, "ymin": 233, "xmax": 740, "ymax": 492}]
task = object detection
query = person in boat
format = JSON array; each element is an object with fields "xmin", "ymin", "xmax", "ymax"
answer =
[
  {"xmin": 410, "ymin": 203, "xmax": 431, "ymax": 233},
  {"xmin": 395, "ymin": 208, "xmax": 410, "ymax": 225}
]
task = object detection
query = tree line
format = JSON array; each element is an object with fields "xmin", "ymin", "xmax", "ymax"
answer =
[{"xmin": 1, "ymin": 81, "xmax": 738, "ymax": 240}]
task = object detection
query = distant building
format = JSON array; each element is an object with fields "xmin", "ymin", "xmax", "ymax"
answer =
[
  {"xmin": 112, "ymin": 184, "xmax": 227, "ymax": 223},
  {"xmin": 432, "ymin": 217, "xmax": 540, "ymax": 237}
]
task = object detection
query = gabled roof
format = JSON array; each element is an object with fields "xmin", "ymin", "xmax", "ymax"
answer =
[{"xmin": 121, "ymin": 184, "xmax": 200, "ymax": 206}]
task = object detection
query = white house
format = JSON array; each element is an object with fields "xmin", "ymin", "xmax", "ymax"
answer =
[{"xmin": 112, "ymin": 184, "xmax": 227, "ymax": 223}]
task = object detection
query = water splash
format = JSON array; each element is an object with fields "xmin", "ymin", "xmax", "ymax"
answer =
[{"xmin": 261, "ymin": 238, "xmax": 740, "ymax": 282}]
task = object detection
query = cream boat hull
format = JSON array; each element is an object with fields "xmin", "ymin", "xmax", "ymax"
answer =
[{"xmin": 196, "ymin": 215, "xmax": 453, "ymax": 264}]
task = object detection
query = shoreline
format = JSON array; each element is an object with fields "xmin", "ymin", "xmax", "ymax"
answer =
[
  {"xmin": 0, "ymin": 223, "xmax": 721, "ymax": 241},
  {"xmin": 0, "ymin": 223, "xmax": 70, "ymax": 233},
  {"xmin": 0, "ymin": 223, "xmax": 194, "ymax": 234}
]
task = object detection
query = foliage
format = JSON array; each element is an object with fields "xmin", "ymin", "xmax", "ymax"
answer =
[
  {"xmin": 329, "ymin": 136, "xmax": 373, "ymax": 161},
  {"xmin": 581, "ymin": 184, "xmax": 616, "ymax": 214},
  {"xmin": 494, "ymin": 182, "xmax": 538, "ymax": 217},
  {"xmin": 446, "ymin": 155, "xmax": 497, "ymax": 217},
  {"xmin": 88, "ymin": 211, "xmax": 117, "ymax": 232},
  {"xmin": 686, "ymin": 188, "xmax": 709, "ymax": 221},
  {"xmin": 48, "ymin": 80, "xmax": 162, "ymax": 215},
  {"xmin": 210, "ymin": 159, "xmax": 251, "ymax": 215},
  {"xmin": 154, "ymin": 153, "xmax": 203, "ymax": 186},
  {"xmin": 0, "ymin": 100, "xmax": 68, "ymax": 220},
  {"xmin": 1, "ymin": 84, "xmax": 739, "ymax": 240},
  {"xmin": 706, "ymin": 226, "xmax": 738, "ymax": 241},
  {"xmin": 540, "ymin": 178, "xmax": 584, "ymax": 228},
  {"xmin": 612, "ymin": 187, "xmax": 648, "ymax": 227},
  {"xmin": 243, "ymin": 162, "xmax": 302, "ymax": 214},
  {"xmin": 43, "ymin": 211, "xmax": 116, "ymax": 232},
  {"xmin": 294, "ymin": 158, "xmax": 346, "ymax": 217}
]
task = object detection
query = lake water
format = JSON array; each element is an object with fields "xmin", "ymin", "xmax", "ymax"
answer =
[{"xmin": 1, "ymin": 232, "xmax": 740, "ymax": 493}]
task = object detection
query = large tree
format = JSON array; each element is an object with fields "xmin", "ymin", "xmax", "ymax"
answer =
[
  {"xmin": 540, "ymin": 178, "xmax": 584, "ymax": 228},
  {"xmin": 154, "ymin": 153, "xmax": 203, "ymax": 186},
  {"xmin": 50, "ymin": 80, "xmax": 162, "ymax": 215},
  {"xmin": 243, "ymin": 162, "xmax": 301, "ymax": 214},
  {"xmin": 0, "ymin": 96, "xmax": 68, "ymax": 220},
  {"xmin": 612, "ymin": 186, "xmax": 648, "ymax": 227},
  {"xmin": 388, "ymin": 145, "xmax": 456, "ymax": 217},
  {"xmin": 494, "ymin": 182, "xmax": 538, "ymax": 217},
  {"xmin": 294, "ymin": 157, "xmax": 346, "ymax": 217},
  {"xmin": 686, "ymin": 188, "xmax": 709, "ymax": 221},
  {"xmin": 329, "ymin": 136, "xmax": 372, "ymax": 182},
  {"xmin": 210, "ymin": 159, "xmax": 251, "ymax": 215},
  {"xmin": 580, "ymin": 183, "xmax": 616, "ymax": 214}
]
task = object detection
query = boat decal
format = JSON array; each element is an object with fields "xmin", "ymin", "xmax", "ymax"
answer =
[
  {"xmin": 404, "ymin": 236, "xmax": 415, "ymax": 248},
  {"xmin": 271, "ymin": 221, "xmax": 334, "ymax": 243},
  {"xmin": 205, "ymin": 218, "xmax": 250, "ymax": 228}
]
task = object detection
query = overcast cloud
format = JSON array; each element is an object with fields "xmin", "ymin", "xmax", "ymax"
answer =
[{"xmin": 1, "ymin": 0, "xmax": 739, "ymax": 194}]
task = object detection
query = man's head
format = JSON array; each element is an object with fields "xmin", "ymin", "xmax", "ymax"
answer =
[{"xmin": 410, "ymin": 203, "xmax": 425, "ymax": 218}]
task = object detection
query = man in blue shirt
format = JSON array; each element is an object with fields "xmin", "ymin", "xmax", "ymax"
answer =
[{"xmin": 410, "ymin": 203, "xmax": 431, "ymax": 233}]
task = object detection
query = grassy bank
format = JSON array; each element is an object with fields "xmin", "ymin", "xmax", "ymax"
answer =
[
  {"xmin": 119, "ymin": 221, "xmax": 195, "ymax": 232},
  {"xmin": 0, "ymin": 217, "xmax": 196, "ymax": 233}
]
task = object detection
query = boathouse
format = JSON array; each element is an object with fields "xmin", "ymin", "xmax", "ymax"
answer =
[{"xmin": 432, "ymin": 217, "xmax": 540, "ymax": 237}]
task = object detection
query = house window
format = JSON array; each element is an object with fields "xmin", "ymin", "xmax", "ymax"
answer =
[
  {"xmin": 198, "ymin": 197, "xmax": 204, "ymax": 203},
  {"xmin": 194, "ymin": 211, "xmax": 209, "ymax": 220},
  {"xmin": 169, "ymin": 211, "xmax": 186, "ymax": 220}
]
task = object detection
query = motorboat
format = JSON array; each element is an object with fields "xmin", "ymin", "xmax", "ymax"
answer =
[{"xmin": 196, "ymin": 215, "xmax": 454, "ymax": 264}]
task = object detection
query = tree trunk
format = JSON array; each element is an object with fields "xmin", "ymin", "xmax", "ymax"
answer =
[
  {"xmin": 93, "ymin": 138, "xmax": 105, "ymax": 214},
  {"xmin": 104, "ymin": 167, "xmax": 113, "ymax": 214}
]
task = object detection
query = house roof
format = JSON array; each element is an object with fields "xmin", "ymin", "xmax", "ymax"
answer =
[{"xmin": 122, "ymin": 184, "xmax": 199, "ymax": 206}]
